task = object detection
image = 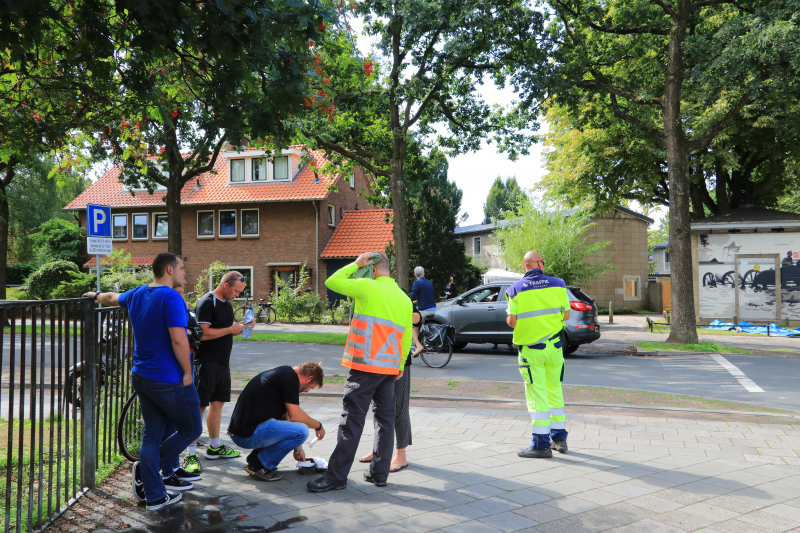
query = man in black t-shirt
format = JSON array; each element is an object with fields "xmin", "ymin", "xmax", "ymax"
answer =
[
  {"xmin": 183, "ymin": 271, "xmax": 249, "ymax": 473},
  {"xmin": 228, "ymin": 363, "xmax": 326, "ymax": 481}
]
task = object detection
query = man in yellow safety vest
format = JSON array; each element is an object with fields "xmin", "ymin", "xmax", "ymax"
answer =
[
  {"xmin": 307, "ymin": 251, "xmax": 412, "ymax": 492},
  {"xmin": 506, "ymin": 251, "xmax": 571, "ymax": 458}
]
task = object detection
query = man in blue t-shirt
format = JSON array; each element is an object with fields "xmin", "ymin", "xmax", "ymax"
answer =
[{"xmin": 85, "ymin": 252, "xmax": 202, "ymax": 511}]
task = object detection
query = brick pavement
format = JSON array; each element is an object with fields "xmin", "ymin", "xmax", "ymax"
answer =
[{"xmin": 46, "ymin": 398, "xmax": 800, "ymax": 533}]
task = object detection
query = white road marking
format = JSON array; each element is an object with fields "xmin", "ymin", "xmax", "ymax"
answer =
[{"xmin": 708, "ymin": 354, "xmax": 764, "ymax": 392}]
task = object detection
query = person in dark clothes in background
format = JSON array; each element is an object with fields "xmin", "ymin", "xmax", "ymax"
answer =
[
  {"xmin": 445, "ymin": 277, "xmax": 458, "ymax": 299},
  {"xmin": 227, "ymin": 363, "xmax": 326, "ymax": 481}
]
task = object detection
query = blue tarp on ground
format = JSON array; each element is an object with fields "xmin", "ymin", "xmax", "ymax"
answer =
[{"xmin": 701, "ymin": 320, "xmax": 800, "ymax": 337}]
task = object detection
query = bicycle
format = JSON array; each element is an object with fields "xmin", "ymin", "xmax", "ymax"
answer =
[
  {"xmin": 233, "ymin": 295, "xmax": 277, "ymax": 324},
  {"xmin": 416, "ymin": 315, "xmax": 454, "ymax": 369}
]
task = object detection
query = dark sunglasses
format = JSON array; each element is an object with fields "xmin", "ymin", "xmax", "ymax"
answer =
[{"xmin": 237, "ymin": 276, "xmax": 247, "ymax": 283}]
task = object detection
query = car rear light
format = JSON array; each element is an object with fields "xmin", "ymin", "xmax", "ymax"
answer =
[{"xmin": 570, "ymin": 301, "xmax": 592, "ymax": 312}]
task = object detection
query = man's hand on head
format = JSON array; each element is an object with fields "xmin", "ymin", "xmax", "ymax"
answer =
[{"xmin": 355, "ymin": 252, "xmax": 376, "ymax": 268}]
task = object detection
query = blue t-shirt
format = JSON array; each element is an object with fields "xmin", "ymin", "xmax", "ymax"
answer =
[
  {"xmin": 411, "ymin": 276, "xmax": 436, "ymax": 311},
  {"xmin": 118, "ymin": 285, "xmax": 189, "ymax": 383}
]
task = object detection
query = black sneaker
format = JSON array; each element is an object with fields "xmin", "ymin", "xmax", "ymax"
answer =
[
  {"xmin": 162, "ymin": 474, "xmax": 193, "ymax": 491},
  {"xmin": 363, "ymin": 470, "xmax": 387, "ymax": 487},
  {"xmin": 551, "ymin": 440, "xmax": 568, "ymax": 453},
  {"xmin": 174, "ymin": 467, "xmax": 201, "ymax": 481},
  {"xmin": 131, "ymin": 461, "xmax": 145, "ymax": 502},
  {"xmin": 146, "ymin": 491, "xmax": 182, "ymax": 511},
  {"xmin": 518, "ymin": 446, "xmax": 553, "ymax": 458}
]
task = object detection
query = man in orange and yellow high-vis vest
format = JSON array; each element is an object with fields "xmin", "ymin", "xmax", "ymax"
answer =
[{"xmin": 307, "ymin": 251, "xmax": 412, "ymax": 493}]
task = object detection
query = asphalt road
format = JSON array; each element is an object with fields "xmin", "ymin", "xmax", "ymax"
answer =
[{"xmin": 228, "ymin": 341, "xmax": 800, "ymax": 412}]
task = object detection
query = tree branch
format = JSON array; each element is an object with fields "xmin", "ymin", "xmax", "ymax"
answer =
[
  {"xmin": 183, "ymin": 135, "xmax": 227, "ymax": 182},
  {"xmin": 553, "ymin": 0, "xmax": 669, "ymax": 35},
  {"xmin": 407, "ymin": 84, "xmax": 442, "ymax": 128},
  {"xmin": 608, "ymin": 94, "xmax": 666, "ymax": 144},
  {"xmin": 687, "ymin": 91, "xmax": 753, "ymax": 150},
  {"xmin": 303, "ymin": 133, "xmax": 391, "ymax": 178},
  {"xmin": 651, "ymin": 0, "xmax": 678, "ymax": 17},
  {"xmin": 576, "ymin": 80, "xmax": 663, "ymax": 106},
  {"xmin": 433, "ymin": 94, "xmax": 468, "ymax": 130}
]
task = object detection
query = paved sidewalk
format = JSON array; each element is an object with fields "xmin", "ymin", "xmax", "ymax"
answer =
[{"xmin": 48, "ymin": 400, "xmax": 800, "ymax": 533}]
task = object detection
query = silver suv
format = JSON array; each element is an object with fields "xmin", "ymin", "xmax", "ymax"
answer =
[{"xmin": 429, "ymin": 283, "xmax": 600, "ymax": 355}]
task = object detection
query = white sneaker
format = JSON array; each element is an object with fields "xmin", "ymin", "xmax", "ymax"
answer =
[{"xmin": 131, "ymin": 461, "xmax": 145, "ymax": 502}]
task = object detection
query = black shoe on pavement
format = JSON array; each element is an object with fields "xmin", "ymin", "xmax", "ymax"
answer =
[
  {"xmin": 307, "ymin": 476, "xmax": 346, "ymax": 493},
  {"xmin": 363, "ymin": 471, "xmax": 387, "ymax": 487},
  {"xmin": 174, "ymin": 467, "xmax": 202, "ymax": 481},
  {"xmin": 244, "ymin": 466, "xmax": 282, "ymax": 482},
  {"xmin": 518, "ymin": 446, "xmax": 553, "ymax": 458},
  {"xmin": 146, "ymin": 491, "xmax": 182, "ymax": 511},
  {"xmin": 131, "ymin": 461, "xmax": 145, "ymax": 502},
  {"xmin": 162, "ymin": 474, "xmax": 193, "ymax": 491},
  {"xmin": 551, "ymin": 440, "xmax": 568, "ymax": 453}
]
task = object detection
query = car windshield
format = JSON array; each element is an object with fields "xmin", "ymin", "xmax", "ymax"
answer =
[{"xmin": 463, "ymin": 287, "xmax": 501, "ymax": 303}]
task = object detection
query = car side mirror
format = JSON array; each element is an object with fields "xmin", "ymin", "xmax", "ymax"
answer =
[{"xmin": 456, "ymin": 297, "xmax": 464, "ymax": 306}]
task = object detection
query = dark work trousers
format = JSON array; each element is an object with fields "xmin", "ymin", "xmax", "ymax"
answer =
[{"xmin": 323, "ymin": 369, "xmax": 397, "ymax": 486}]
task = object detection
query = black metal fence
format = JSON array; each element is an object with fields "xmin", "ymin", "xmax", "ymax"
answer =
[{"xmin": 0, "ymin": 299, "xmax": 133, "ymax": 533}]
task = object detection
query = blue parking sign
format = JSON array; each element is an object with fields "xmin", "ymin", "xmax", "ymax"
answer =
[{"xmin": 87, "ymin": 204, "xmax": 112, "ymax": 237}]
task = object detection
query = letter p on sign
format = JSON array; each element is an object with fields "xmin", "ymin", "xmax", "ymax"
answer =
[{"xmin": 86, "ymin": 204, "xmax": 112, "ymax": 237}]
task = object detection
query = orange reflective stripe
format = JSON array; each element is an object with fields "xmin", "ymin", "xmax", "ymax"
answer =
[{"xmin": 341, "ymin": 358, "xmax": 399, "ymax": 375}]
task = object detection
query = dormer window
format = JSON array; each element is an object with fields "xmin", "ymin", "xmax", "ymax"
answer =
[{"xmin": 225, "ymin": 150, "xmax": 296, "ymax": 184}]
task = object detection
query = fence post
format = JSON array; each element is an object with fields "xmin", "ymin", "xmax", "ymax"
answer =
[
  {"xmin": 81, "ymin": 299, "xmax": 97, "ymax": 490},
  {"xmin": 608, "ymin": 301, "xmax": 614, "ymax": 324}
]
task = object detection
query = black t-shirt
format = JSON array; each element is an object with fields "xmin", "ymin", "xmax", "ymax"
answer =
[
  {"xmin": 228, "ymin": 366, "xmax": 300, "ymax": 438},
  {"xmin": 195, "ymin": 293, "xmax": 234, "ymax": 365}
]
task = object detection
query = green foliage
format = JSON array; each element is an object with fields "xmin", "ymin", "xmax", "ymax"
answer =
[
  {"xmin": 406, "ymin": 149, "xmax": 484, "ymax": 294},
  {"xmin": 484, "ymin": 176, "xmax": 523, "ymax": 222},
  {"xmin": 329, "ymin": 298, "xmax": 352, "ymax": 325},
  {"xmin": 32, "ymin": 219, "xmax": 86, "ymax": 266},
  {"xmin": 101, "ymin": 270, "xmax": 154, "ymax": 293},
  {"xmin": 106, "ymin": 248, "xmax": 135, "ymax": 273},
  {"xmin": 5, "ymin": 157, "xmax": 90, "ymax": 263},
  {"xmin": 51, "ymin": 271, "xmax": 95, "ymax": 299},
  {"xmin": 5, "ymin": 262, "xmax": 37, "ymax": 284},
  {"xmin": 271, "ymin": 263, "xmax": 324, "ymax": 323},
  {"xmin": 494, "ymin": 196, "xmax": 614, "ymax": 286},
  {"xmin": 21, "ymin": 260, "xmax": 79, "ymax": 300}
]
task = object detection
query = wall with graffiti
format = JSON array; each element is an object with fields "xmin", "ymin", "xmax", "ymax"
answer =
[{"xmin": 698, "ymin": 233, "xmax": 800, "ymax": 321}]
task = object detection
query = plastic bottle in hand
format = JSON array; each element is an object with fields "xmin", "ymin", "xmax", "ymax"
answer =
[{"xmin": 242, "ymin": 307, "xmax": 254, "ymax": 338}]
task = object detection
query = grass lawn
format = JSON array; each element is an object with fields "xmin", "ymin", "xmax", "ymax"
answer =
[
  {"xmin": 637, "ymin": 341, "xmax": 751, "ymax": 353},
  {"xmin": 234, "ymin": 332, "xmax": 347, "ymax": 345},
  {"xmin": 2, "ymin": 325, "xmax": 83, "ymax": 335}
]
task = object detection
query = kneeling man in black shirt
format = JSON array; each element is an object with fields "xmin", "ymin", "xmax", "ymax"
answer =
[{"xmin": 228, "ymin": 362, "xmax": 326, "ymax": 481}]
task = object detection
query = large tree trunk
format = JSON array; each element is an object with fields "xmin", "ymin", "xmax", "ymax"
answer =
[
  {"xmin": 165, "ymin": 177, "xmax": 183, "ymax": 256},
  {"xmin": 390, "ymin": 136, "xmax": 410, "ymax": 290},
  {"xmin": 0, "ymin": 157, "xmax": 18, "ymax": 302},
  {"xmin": 664, "ymin": 1, "xmax": 699, "ymax": 344}
]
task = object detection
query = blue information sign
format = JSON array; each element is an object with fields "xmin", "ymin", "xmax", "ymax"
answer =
[{"xmin": 87, "ymin": 204, "xmax": 112, "ymax": 238}]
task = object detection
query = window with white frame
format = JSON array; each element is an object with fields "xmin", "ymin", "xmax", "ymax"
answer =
[
  {"xmin": 273, "ymin": 156, "xmax": 290, "ymax": 180},
  {"xmin": 197, "ymin": 211, "xmax": 214, "ymax": 237},
  {"xmin": 252, "ymin": 158, "xmax": 267, "ymax": 181},
  {"xmin": 241, "ymin": 209, "xmax": 259, "ymax": 236},
  {"xmin": 133, "ymin": 213, "xmax": 148, "ymax": 240},
  {"xmin": 112, "ymin": 214, "xmax": 128, "ymax": 239},
  {"xmin": 473, "ymin": 237, "xmax": 481, "ymax": 255},
  {"xmin": 220, "ymin": 209, "xmax": 236, "ymax": 236},
  {"xmin": 230, "ymin": 159, "xmax": 246, "ymax": 182},
  {"xmin": 153, "ymin": 213, "xmax": 168, "ymax": 239},
  {"xmin": 623, "ymin": 275, "xmax": 641, "ymax": 300},
  {"xmin": 350, "ymin": 174, "xmax": 355, "ymax": 189},
  {"xmin": 327, "ymin": 205, "xmax": 335, "ymax": 226}
]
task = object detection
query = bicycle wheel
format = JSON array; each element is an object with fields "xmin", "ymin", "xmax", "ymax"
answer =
[
  {"xmin": 420, "ymin": 338, "xmax": 453, "ymax": 368},
  {"xmin": 233, "ymin": 306, "xmax": 246, "ymax": 322},
  {"xmin": 265, "ymin": 307, "xmax": 277, "ymax": 325},
  {"xmin": 118, "ymin": 393, "xmax": 144, "ymax": 462}
]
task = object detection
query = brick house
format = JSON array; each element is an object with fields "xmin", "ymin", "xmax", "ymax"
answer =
[
  {"xmin": 65, "ymin": 146, "xmax": 377, "ymax": 303},
  {"xmin": 319, "ymin": 208, "xmax": 394, "ymax": 306},
  {"xmin": 454, "ymin": 206, "xmax": 653, "ymax": 309}
]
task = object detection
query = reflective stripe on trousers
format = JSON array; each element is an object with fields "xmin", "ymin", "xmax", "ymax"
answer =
[
  {"xmin": 518, "ymin": 339, "xmax": 567, "ymax": 447},
  {"xmin": 344, "ymin": 312, "xmax": 406, "ymax": 373}
]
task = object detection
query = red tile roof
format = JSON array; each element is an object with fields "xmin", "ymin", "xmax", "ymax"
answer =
[
  {"xmin": 65, "ymin": 146, "xmax": 341, "ymax": 209},
  {"xmin": 320, "ymin": 209, "xmax": 394, "ymax": 259},
  {"xmin": 84, "ymin": 255, "xmax": 155, "ymax": 267}
]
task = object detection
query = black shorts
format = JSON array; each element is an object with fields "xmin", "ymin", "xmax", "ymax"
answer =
[{"xmin": 196, "ymin": 362, "xmax": 231, "ymax": 406}]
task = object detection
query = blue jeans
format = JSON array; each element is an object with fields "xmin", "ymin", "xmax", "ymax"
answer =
[
  {"xmin": 230, "ymin": 419, "xmax": 308, "ymax": 470},
  {"xmin": 132, "ymin": 372, "xmax": 202, "ymax": 502}
]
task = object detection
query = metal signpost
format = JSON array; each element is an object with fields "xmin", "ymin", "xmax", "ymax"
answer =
[{"xmin": 86, "ymin": 204, "xmax": 113, "ymax": 304}]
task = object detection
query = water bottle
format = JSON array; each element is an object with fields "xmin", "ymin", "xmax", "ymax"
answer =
[{"xmin": 242, "ymin": 307, "xmax": 254, "ymax": 338}]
